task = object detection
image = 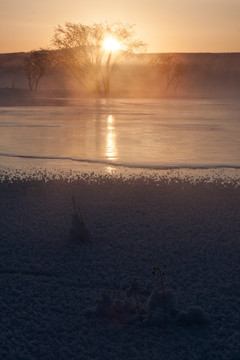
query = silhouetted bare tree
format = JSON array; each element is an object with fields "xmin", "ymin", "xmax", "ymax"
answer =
[
  {"xmin": 151, "ymin": 55, "xmax": 186, "ymax": 95},
  {"xmin": 51, "ymin": 22, "xmax": 146, "ymax": 95},
  {"xmin": 23, "ymin": 50, "xmax": 51, "ymax": 91}
]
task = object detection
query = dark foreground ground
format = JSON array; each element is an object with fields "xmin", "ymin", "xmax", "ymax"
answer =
[{"xmin": 0, "ymin": 172, "xmax": 239, "ymax": 360}]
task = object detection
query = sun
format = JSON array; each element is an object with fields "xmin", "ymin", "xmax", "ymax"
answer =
[{"xmin": 102, "ymin": 37, "xmax": 121, "ymax": 52}]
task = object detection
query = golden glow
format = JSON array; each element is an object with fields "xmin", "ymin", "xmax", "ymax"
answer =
[
  {"xmin": 1, "ymin": 1, "xmax": 240, "ymax": 53},
  {"xmin": 106, "ymin": 115, "xmax": 117, "ymax": 160},
  {"xmin": 103, "ymin": 37, "xmax": 121, "ymax": 52}
]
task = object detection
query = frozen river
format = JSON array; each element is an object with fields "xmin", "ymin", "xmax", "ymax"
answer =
[{"xmin": 0, "ymin": 98, "xmax": 240, "ymax": 169}]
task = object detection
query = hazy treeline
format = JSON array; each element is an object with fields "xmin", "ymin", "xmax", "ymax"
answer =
[{"xmin": 0, "ymin": 51, "xmax": 240, "ymax": 98}]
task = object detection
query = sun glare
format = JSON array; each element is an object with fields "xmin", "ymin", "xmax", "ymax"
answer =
[{"xmin": 103, "ymin": 37, "xmax": 120, "ymax": 52}]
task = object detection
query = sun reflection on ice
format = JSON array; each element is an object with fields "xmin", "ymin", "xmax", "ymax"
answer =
[
  {"xmin": 106, "ymin": 115, "xmax": 117, "ymax": 161},
  {"xmin": 106, "ymin": 166, "xmax": 116, "ymax": 175}
]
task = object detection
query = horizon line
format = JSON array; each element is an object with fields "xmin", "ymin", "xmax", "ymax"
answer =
[{"xmin": 1, "ymin": 50, "xmax": 240, "ymax": 56}]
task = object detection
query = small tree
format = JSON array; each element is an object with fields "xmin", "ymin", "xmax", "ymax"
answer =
[
  {"xmin": 151, "ymin": 55, "xmax": 186, "ymax": 95},
  {"xmin": 23, "ymin": 50, "xmax": 51, "ymax": 91},
  {"xmin": 51, "ymin": 22, "xmax": 146, "ymax": 95}
]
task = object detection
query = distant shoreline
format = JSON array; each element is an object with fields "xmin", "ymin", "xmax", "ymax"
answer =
[
  {"xmin": 0, "ymin": 89, "xmax": 239, "ymax": 107},
  {"xmin": 1, "ymin": 52, "xmax": 240, "ymax": 99}
]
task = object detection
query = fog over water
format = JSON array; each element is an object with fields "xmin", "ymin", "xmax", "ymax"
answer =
[{"xmin": 0, "ymin": 98, "xmax": 240, "ymax": 170}]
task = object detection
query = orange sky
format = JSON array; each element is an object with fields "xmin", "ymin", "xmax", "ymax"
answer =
[{"xmin": 0, "ymin": 0, "xmax": 240, "ymax": 53}]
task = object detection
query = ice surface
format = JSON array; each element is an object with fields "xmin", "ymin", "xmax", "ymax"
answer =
[
  {"xmin": 0, "ymin": 97, "xmax": 239, "ymax": 358},
  {"xmin": 0, "ymin": 98, "xmax": 240, "ymax": 169}
]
